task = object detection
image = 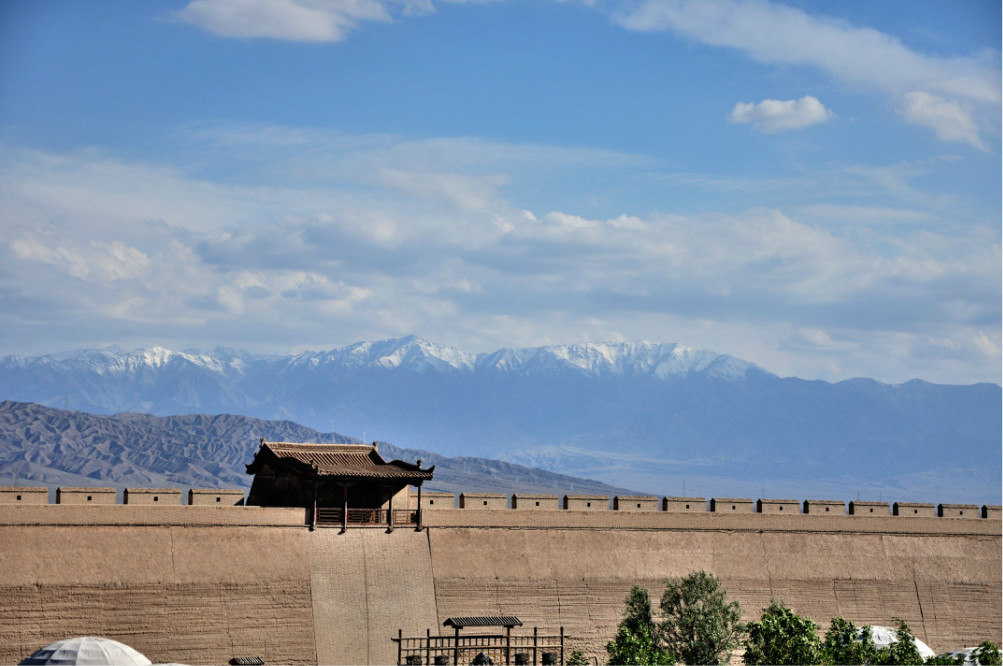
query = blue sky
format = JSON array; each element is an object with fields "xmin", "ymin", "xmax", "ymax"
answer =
[{"xmin": 0, "ymin": 0, "xmax": 999, "ymax": 385}]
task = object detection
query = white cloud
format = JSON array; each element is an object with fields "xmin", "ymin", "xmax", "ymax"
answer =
[
  {"xmin": 0, "ymin": 136, "xmax": 998, "ymax": 384},
  {"xmin": 176, "ymin": 0, "xmax": 509, "ymax": 41},
  {"xmin": 178, "ymin": 0, "xmax": 392, "ymax": 42},
  {"xmin": 900, "ymin": 91, "xmax": 985, "ymax": 151},
  {"xmin": 729, "ymin": 95, "xmax": 833, "ymax": 132},
  {"xmin": 615, "ymin": 0, "xmax": 1000, "ymax": 147}
]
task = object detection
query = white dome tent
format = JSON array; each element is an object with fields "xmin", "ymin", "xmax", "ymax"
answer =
[
  {"xmin": 864, "ymin": 625, "xmax": 937, "ymax": 660},
  {"xmin": 18, "ymin": 637, "xmax": 153, "ymax": 666}
]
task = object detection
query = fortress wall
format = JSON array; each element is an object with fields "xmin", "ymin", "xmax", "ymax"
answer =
[
  {"xmin": 426, "ymin": 514, "xmax": 1001, "ymax": 663},
  {"xmin": 0, "ymin": 505, "xmax": 999, "ymax": 665},
  {"xmin": 0, "ymin": 506, "xmax": 316, "ymax": 665}
]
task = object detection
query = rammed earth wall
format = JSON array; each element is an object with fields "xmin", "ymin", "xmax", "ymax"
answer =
[{"xmin": 0, "ymin": 505, "xmax": 999, "ymax": 665}]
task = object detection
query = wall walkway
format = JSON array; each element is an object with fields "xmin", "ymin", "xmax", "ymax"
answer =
[{"xmin": 310, "ymin": 528, "xmax": 438, "ymax": 665}]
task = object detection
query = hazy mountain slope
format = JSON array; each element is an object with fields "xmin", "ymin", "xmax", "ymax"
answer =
[
  {"xmin": 1, "ymin": 337, "xmax": 998, "ymax": 503},
  {"xmin": 0, "ymin": 401, "xmax": 631, "ymax": 497}
]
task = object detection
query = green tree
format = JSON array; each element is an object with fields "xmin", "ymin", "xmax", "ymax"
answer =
[
  {"xmin": 566, "ymin": 649, "xmax": 590, "ymax": 666},
  {"xmin": 658, "ymin": 571, "xmax": 744, "ymax": 666},
  {"xmin": 872, "ymin": 622, "xmax": 924, "ymax": 665},
  {"xmin": 607, "ymin": 585, "xmax": 674, "ymax": 665},
  {"xmin": 821, "ymin": 617, "xmax": 877, "ymax": 665},
  {"xmin": 743, "ymin": 600, "xmax": 822, "ymax": 665},
  {"xmin": 621, "ymin": 585, "xmax": 655, "ymax": 638},
  {"xmin": 972, "ymin": 641, "xmax": 1002, "ymax": 666},
  {"xmin": 606, "ymin": 625, "xmax": 675, "ymax": 665}
]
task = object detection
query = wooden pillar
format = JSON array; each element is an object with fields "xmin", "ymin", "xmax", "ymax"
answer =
[
  {"xmin": 416, "ymin": 482, "xmax": 423, "ymax": 531},
  {"xmin": 398, "ymin": 628, "xmax": 403, "ymax": 665},
  {"xmin": 453, "ymin": 626, "xmax": 460, "ymax": 666},
  {"xmin": 559, "ymin": 626, "xmax": 564, "ymax": 666},
  {"xmin": 532, "ymin": 626, "xmax": 537, "ymax": 666},
  {"xmin": 388, "ymin": 486, "xmax": 394, "ymax": 532},
  {"xmin": 342, "ymin": 483, "xmax": 348, "ymax": 533},
  {"xmin": 426, "ymin": 627, "xmax": 431, "ymax": 666},
  {"xmin": 506, "ymin": 625, "xmax": 511, "ymax": 665}
]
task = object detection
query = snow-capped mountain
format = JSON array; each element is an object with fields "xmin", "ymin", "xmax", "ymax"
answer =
[
  {"xmin": 1, "ymin": 336, "xmax": 753, "ymax": 383},
  {"xmin": 0, "ymin": 337, "xmax": 999, "ymax": 503}
]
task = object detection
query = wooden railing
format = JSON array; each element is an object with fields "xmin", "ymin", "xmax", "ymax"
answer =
[
  {"xmin": 315, "ymin": 507, "xmax": 418, "ymax": 527},
  {"xmin": 393, "ymin": 627, "xmax": 566, "ymax": 665}
]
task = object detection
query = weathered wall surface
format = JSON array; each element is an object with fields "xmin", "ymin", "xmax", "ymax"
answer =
[
  {"xmin": 0, "ymin": 506, "xmax": 999, "ymax": 665},
  {"xmin": 425, "ymin": 512, "xmax": 1001, "ymax": 663},
  {"xmin": 0, "ymin": 506, "xmax": 316, "ymax": 665},
  {"xmin": 310, "ymin": 528, "xmax": 438, "ymax": 666}
]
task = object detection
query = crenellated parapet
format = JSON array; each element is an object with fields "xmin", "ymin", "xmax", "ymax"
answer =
[{"xmin": 1, "ymin": 487, "xmax": 999, "ymax": 521}]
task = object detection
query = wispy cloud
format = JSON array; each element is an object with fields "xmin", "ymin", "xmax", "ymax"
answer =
[
  {"xmin": 176, "ymin": 0, "xmax": 503, "ymax": 42},
  {"xmin": 614, "ymin": 0, "xmax": 1000, "ymax": 147},
  {"xmin": 729, "ymin": 95, "xmax": 833, "ymax": 132},
  {"xmin": 0, "ymin": 134, "xmax": 997, "ymax": 383},
  {"xmin": 900, "ymin": 91, "xmax": 985, "ymax": 150},
  {"xmin": 177, "ymin": 0, "xmax": 393, "ymax": 42}
]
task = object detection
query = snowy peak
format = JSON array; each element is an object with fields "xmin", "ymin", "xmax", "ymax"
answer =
[
  {"xmin": 0, "ymin": 346, "xmax": 238, "ymax": 376},
  {"xmin": 290, "ymin": 336, "xmax": 476, "ymax": 372},
  {"xmin": 1, "ymin": 337, "xmax": 755, "ymax": 382},
  {"xmin": 475, "ymin": 341, "xmax": 753, "ymax": 380},
  {"xmin": 350, "ymin": 336, "xmax": 476, "ymax": 372}
]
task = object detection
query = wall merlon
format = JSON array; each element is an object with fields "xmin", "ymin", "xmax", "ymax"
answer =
[
  {"xmin": 982, "ymin": 505, "xmax": 1002, "ymax": 520},
  {"xmin": 459, "ymin": 493, "xmax": 508, "ymax": 509},
  {"xmin": 56, "ymin": 487, "xmax": 116, "ymax": 505},
  {"xmin": 511, "ymin": 494, "xmax": 560, "ymax": 510},
  {"xmin": 0, "ymin": 487, "xmax": 48, "ymax": 504},
  {"xmin": 849, "ymin": 501, "xmax": 891, "ymax": 516},
  {"xmin": 613, "ymin": 495, "xmax": 659, "ymax": 511},
  {"xmin": 188, "ymin": 488, "xmax": 246, "ymax": 506},
  {"xmin": 124, "ymin": 488, "xmax": 183, "ymax": 505},
  {"xmin": 563, "ymin": 495, "xmax": 607, "ymax": 510},
  {"xmin": 803, "ymin": 499, "xmax": 846, "ymax": 515},
  {"xmin": 757, "ymin": 498, "xmax": 801, "ymax": 514},
  {"xmin": 661, "ymin": 497, "xmax": 706, "ymax": 512},
  {"xmin": 937, "ymin": 503, "xmax": 980, "ymax": 518},
  {"xmin": 710, "ymin": 497, "xmax": 755, "ymax": 512},
  {"xmin": 420, "ymin": 491, "xmax": 455, "ymax": 509},
  {"xmin": 893, "ymin": 502, "xmax": 937, "ymax": 517}
]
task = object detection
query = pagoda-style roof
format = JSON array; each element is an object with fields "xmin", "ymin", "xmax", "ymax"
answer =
[{"xmin": 246, "ymin": 440, "xmax": 434, "ymax": 483}]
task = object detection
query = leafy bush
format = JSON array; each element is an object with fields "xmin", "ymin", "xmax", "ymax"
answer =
[
  {"xmin": 606, "ymin": 624, "xmax": 674, "ymax": 665},
  {"xmin": 743, "ymin": 601, "xmax": 822, "ymax": 665},
  {"xmin": 973, "ymin": 641, "xmax": 1003, "ymax": 666},
  {"xmin": 566, "ymin": 649, "xmax": 590, "ymax": 666},
  {"xmin": 821, "ymin": 617, "xmax": 877, "ymax": 665}
]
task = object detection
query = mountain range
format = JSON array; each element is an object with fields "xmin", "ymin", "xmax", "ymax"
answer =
[
  {"xmin": 1, "ymin": 337, "xmax": 999, "ymax": 504},
  {"xmin": 0, "ymin": 401, "xmax": 630, "ymax": 498}
]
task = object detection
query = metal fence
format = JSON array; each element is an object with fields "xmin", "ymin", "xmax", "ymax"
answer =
[{"xmin": 393, "ymin": 627, "xmax": 566, "ymax": 665}]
